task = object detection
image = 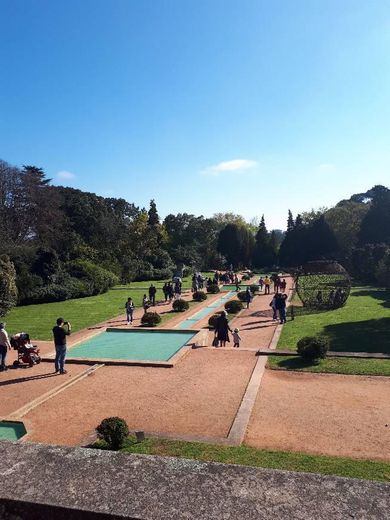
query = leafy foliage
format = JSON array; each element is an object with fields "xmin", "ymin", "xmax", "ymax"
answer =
[
  {"xmin": 297, "ymin": 336, "xmax": 330, "ymax": 362},
  {"xmin": 192, "ymin": 290, "xmax": 207, "ymax": 302},
  {"xmin": 141, "ymin": 311, "xmax": 162, "ymax": 327},
  {"xmin": 207, "ymin": 284, "xmax": 220, "ymax": 294},
  {"xmin": 96, "ymin": 417, "xmax": 129, "ymax": 450},
  {"xmin": 0, "ymin": 255, "xmax": 17, "ymax": 317},
  {"xmin": 172, "ymin": 299, "xmax": 189, "ymax": 312},
  {"xmin": 224, "ymin": 300, "xmax": 243, "ymax": 314}
]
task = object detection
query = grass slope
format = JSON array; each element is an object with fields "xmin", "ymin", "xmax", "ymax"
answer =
[
  {"xmin": 270, "ymin": 286, "xmax": 390, "ymax": 376},
  {"xmin": 93, "ymin": 437, "xmax": 390, "ymax": 483}
]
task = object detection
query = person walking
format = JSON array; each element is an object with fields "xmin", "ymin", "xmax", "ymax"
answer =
[
  {"xmin": 259, "ymin": 277, "xmax": 264, "ymax": 292},
  {"xmin": 167, "ymin": 282, "xmax": 174, "ymax": 303},
  {"xmin": 276, "ymin": 293, "xmax": 288, "ymax": 323},
  {"xmin": 125, "ymin": 297, "xmax": 135, "ymax": 325},
  {"xmin": 162, "ymin": 282, "xmax": 169, "ymax": 302},
  {"xmin": 148, "ymin": 284, "xmax": 157, "ymax": 306},
  {"xmin": 0, "ymin": 322, "xmax": 11, "ymax": 372},
  {"xmin": 245, "ymin": 287, "xmax": 252, "ymax": 309},
  {"xmin": 142, "ymin": 294, "xmax": 150, "ymax": 313},
  {"xmin": 264, "ymin": 276, "xmax": 271, "ymax": 295},
  {"xmin": 215, "ymin": 311, "xmax": 232, "ymax": 347},
  {"xmin": 270, "ymin": 294, "xmax": 278, "ymax": 321},
  {"xmin": 232, "ymin": 328, "xmax": 241, "ymax": 348},
  {"xmin": 280, "ymin": 278, "xmax": 287, "ymax": 293},
  {"xmin": 52, "ymin": 318, "xmax": 71, "ymax": 375}
]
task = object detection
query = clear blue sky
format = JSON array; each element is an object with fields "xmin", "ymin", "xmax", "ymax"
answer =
[{"xmin": 1, "ymin": 0, "xmax": 390, "ymax": 229}]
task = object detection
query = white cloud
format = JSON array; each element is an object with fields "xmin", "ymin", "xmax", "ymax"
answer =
[
  {"xmin": 201, "ymin": 159, "xmax": 258, "ymax": 176},
  {"xmin": 318, "ymin": 163, "xmax": 336, "ymax": 172},
  {"xmin": 57, "ymin": 170, "xmax": 76, "ymax": 180}
]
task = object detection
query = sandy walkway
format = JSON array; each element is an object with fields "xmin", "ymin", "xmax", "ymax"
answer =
[
  {"xmin": 245, "ymin": 370, "xmax": 390, "ymax": 461},
  {"xmin": 0, "ymin": 363, "xmax": 87, "ymax": 418},
  {"xmin": 23, "ymin": 349, "xmax": 257, "ymax": 446}
]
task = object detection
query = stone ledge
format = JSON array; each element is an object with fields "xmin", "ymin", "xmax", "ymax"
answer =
[{"xmin": 0, "ymin": 441, "xmax": 389, "ymax": 519}]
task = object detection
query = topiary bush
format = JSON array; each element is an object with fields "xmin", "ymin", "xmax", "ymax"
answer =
[
  {"xmin": 242, "ymin": 273, "xmax": 252, "ymax": 281},
  {"xmin": 208, "ymin": 313, "xmax": 221, "ymax": 329},
  {"xmin": 297, "ymin": 336, "xmax": 329, "ymax": 362},
  {"xmin": 141, "ymin": 311, "xmax": 162, "ymax": 327},
  {"xmin": 237, "ymin": 291, "xmax": 247, "ymax": 302},
  {"xmin": 96, "ymin": 417, "xmax": 129, "ymax": 450},
  {"xmin": 207, "ymin": 284, "xmax": 220, "ymax": 294},
  {"xmin": 250, "ymin": 284, "xmax": 259, "ymax": 294},
  {"xmin": 172, "ymin": 299, "xmax": 189, "ymax": 312},
  {"xmin": 192, "ymin": 290, "xmax": 207, "ymax": 302},
  {"xmin": 224, "ymin": 300, "xmax": 243, "ymax": 314}
]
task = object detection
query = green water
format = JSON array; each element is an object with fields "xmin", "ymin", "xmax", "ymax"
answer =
[
  {"xmin": 0, "ymin": 421, "xmax": 27, "ymax": 440},
  {"xmin": 68, "ymin": 330, "xmax": 196, "ymax": 362}
]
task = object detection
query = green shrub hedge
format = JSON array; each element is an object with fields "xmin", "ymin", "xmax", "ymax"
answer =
[
  {"xmin": 141, "ymin": 311, "xmax": 162, "ymax": 327},
  {"xmin": 192, "ymin": 290, "xmax": 207, "ymax": 302},
  {"xmin": 297, "ymin": 336, "xmax": 329, "ymax": 362},
  {"xmin": 250, "ymin": 284, "xmax": 259, "ymax": 294},
  {"xmin": 224, "ymin": 300, "xmax": 243, "ymax": 314},
  {"xmin": 207, "ymin": 284, "xmax": 220, "ymax": 294},
  {"xmin": 172, "ymin": 299, "xmax": 189, "ymax": 312},
  {"xmin": 237, "ymin": 291, "xmax": 247, "ymax": 302},
  {"xmin": 208, "ymin": 313, "xmax": 221, "ymax": 329},
  {"xmin": 96, "ymin": 417, "xmax": 129, "ymax": 450}
]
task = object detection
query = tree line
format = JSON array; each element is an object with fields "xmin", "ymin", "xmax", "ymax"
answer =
[{"xmin": 0, "ymin": 158, "xmax": 390, "ymax": 314}]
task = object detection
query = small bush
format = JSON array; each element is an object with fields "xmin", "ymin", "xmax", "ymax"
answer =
[
  {"xmin": 192, "ymin": 290, "xmax": 207, "ymax": 302},
  {"xmin": 242, "ymin": 273, "xmax": 251, "ymax": 281},
  {"xmin": 172, "ymin": 299, "xmax": 189, "ymax": 312},
  {"xmin": 250, "ymin": 284, "xmax": 259, "ymax": 294},
  {"xmin": 224, "ymin": 300, "xmax": 243, "ymax": 314},
  {"xmin": 96, "ymin": 417, "xmax": 129, "ymax": 450},
  {"xmin": 207, "ymin": 284, "xmax": 220, "ymax": 294},
  {"xmin": 297, "ymin": 336, "xmax": 329, "ymax": 362},
  {"xmin": 237, "ymin": 291, "xmax": 247, "ymax": 302},
  {"xmin": 141, "ymin": 311, "xmax": 162, "ymax": 327},
  {"xmin": 208, "ymin": 313, "xmax": 221, "ymax": 329}
]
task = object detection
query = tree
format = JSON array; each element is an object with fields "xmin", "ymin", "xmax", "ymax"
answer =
[
  {"xmin": 147, "ymin": 199, "xmax": 160, "ymax": 226},
  {"xmin": 253, "ymin": 216, "xmax": 276, "ymax": 267},
  {"xmin": 217, "ymin": 224, "xmax": 254, "ymax": 268},
  {"xmin": 287, "ymin": 210, "xmax": 295, "ymax": 232},
  {"xmin": 0, "ymin": 255, "xmax": 17, "ymax": 317},
  {"xmin": 359, "ymin": 187, "xmax": 390, "ymax": 245}
]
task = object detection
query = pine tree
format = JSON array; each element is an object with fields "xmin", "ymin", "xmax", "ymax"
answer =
[
  {"xmin": 287, "ymin": 210, "xmax": 295, "ymax": 233},
  {"xmin": 147, "ymin": 199, "xmax": 160, "ymax": 226}
]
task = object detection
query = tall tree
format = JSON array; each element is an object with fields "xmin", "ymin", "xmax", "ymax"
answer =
[
  {"xmin": 0, "ymin": 255, "xmax": 17, "ymax": 316},
  {"xmin": 253, "ymin": 216, "xmax": 275, "ymax": 267},
  {"xmin": 147, "ymin": 199, "xmax": 160, "ymax": 226}
]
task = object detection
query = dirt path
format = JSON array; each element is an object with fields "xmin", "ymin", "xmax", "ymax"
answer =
[{"xmin": 245, "ymin": 370, "xmax": 390, "ymax": 461}]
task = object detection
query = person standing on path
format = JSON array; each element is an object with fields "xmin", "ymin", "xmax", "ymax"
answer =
[
  {"xmin": 276, "ymin": 293, "xmax": 288, "ymax": 323},
  {"xmin": 232, "ymin": 328, "xmax": 241, "ymax": 348},
  {"xmin": 52, "ymin": 318, "xmax": 71, "ymax": 374},
  {"xmin": 259, "ymin": 277, "xmax": 264, "ymax": 292},
  {"xmin": 270, "ymin": 294, "xmax": 278, "ymax": 321},
  {"xmin": 245, "ymin": 287, "xmax": 252, "ymax": 309},
  {"xmin": 162, "ymin": 282, "xmax": 168, "ymax": 302},
  {"xmin": 215, "ymin": 311, "xmax": 232, "ymax": 347},
  {"xmin": 125, "ymin": 297, "xmax": 135, "ymax": 325},
  {"xmin": 264, "ymin": 276, "xmax": 271, "ymax": 295},
  {"xmin": 148, "ymin": 284, "xmax": 157, "ymax": 306},
  {"xmin": 142, "ymin": 294, "xmax": 150, "ymax": 313},
  {"xmin": 0, "ymin": 322, "xmax": 11, "ymax": 372}
]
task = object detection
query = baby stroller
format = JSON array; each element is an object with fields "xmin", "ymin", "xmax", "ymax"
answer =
[{"xmin": 10, "ymin": 332, "xmax": 41, "ymax": 368}]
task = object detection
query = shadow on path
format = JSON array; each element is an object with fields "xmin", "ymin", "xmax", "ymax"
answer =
[{"xmin": 0, "ymin": 372, "xmax": 58, "ymax": 387}]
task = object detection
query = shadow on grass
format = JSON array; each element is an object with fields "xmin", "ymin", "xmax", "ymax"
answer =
[
  {"xmin": 324, "ymin": 318, "xmax": 390, "ymax": 354},
  {"xmin": 274, "ymin": 357, "xmax": 317, "ymax": 370},
  {"xmin": 351, "ymin": 288, "xmax": 390, "ymax": 309}
]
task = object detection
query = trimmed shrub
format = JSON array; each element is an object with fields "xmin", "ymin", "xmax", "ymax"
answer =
[
  {"xmin": 224, "ymin": 300, "xmax": 243, "ymax": 314},
  {"xmin": 192, "ymin": 290, "xmax": 207, "ymax": 302},
  {"xmin": 172, "ymin": 299, "xmax": 189, "ymax": 312},
  {"xmin": 141, "ymin": 311, "xmax": 162, "ymax": 327},
  {"xmin": 250, "ymin": 284, "xmax": 259, "ymax": 294},
  {"xmin": 237, "ymin": 291, "xmax": 247, "ymax": 302},
  {"xmin": 207, "ymin": 284, "xmax": 220, "ymax": 294},
  {"xmin": 242, "ymin": 273, "xmax": 252, "ymax": 281},
  {"xmin": 96, "ymin": 417, "xmax": 129, "ymax": 450},
  {"xmin": 297, "ymin": 336, "xmax": 329, "ymax": 362}
]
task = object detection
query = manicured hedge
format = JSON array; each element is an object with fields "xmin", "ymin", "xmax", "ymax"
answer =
[
  {"xmin": 207, "ymin": 284, "xmax": 220, "ymax": 294},
  {"xmin": 141, "ymin": 311, "xmax": 162, "ymax": 327},
  {"xmin": 172, "ymin": 299, "xmax": 189, "ymax": 312},
  {"xmin": 224, "ymin": 300, "xmax": 243, "ymax": 314},
  {"xmin": 192, "ymin": 290, "xmax": 207, "ymax": 302}
]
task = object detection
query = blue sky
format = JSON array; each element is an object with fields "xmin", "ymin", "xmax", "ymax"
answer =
[{"xmin": 1, "ymin": 0, "xmax": 390, "ymax": 229}]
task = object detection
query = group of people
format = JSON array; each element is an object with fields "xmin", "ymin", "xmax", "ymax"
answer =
[
  {"xmin": 258, "ymin": 275, "xmax": 287, "ymax": 295},
  {"xmin": 269, "ymin": 292, "xmax": 288, "ymax": 323},
  {"xmin": 213, "ymin": 311, "xmax": 242, "ymax": 348}
]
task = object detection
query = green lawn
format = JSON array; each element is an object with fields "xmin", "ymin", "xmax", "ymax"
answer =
[
  {"xmin": 93, "ymin": 436, "xmax": 390, "ymax": 483},
  {"xmin": 3, "ymin": 285, "xmax": 204, "ymax": 341},
  {"xmin": 272, "ymin": 286, "xmax": 390, "ymax": 376},
  {"xmin": 116, "ymin": 272, "xmax": 215, "ymax": 290}
]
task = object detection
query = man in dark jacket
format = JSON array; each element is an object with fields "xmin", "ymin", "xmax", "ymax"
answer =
[{"xmin": 52, "ymin": 318, "xmax": 71, "ymax": 374}]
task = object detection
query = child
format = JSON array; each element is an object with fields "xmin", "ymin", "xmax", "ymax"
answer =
[{"xmin": 232, "ymin": 328, "xmax": 241, "ymax": 348}]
